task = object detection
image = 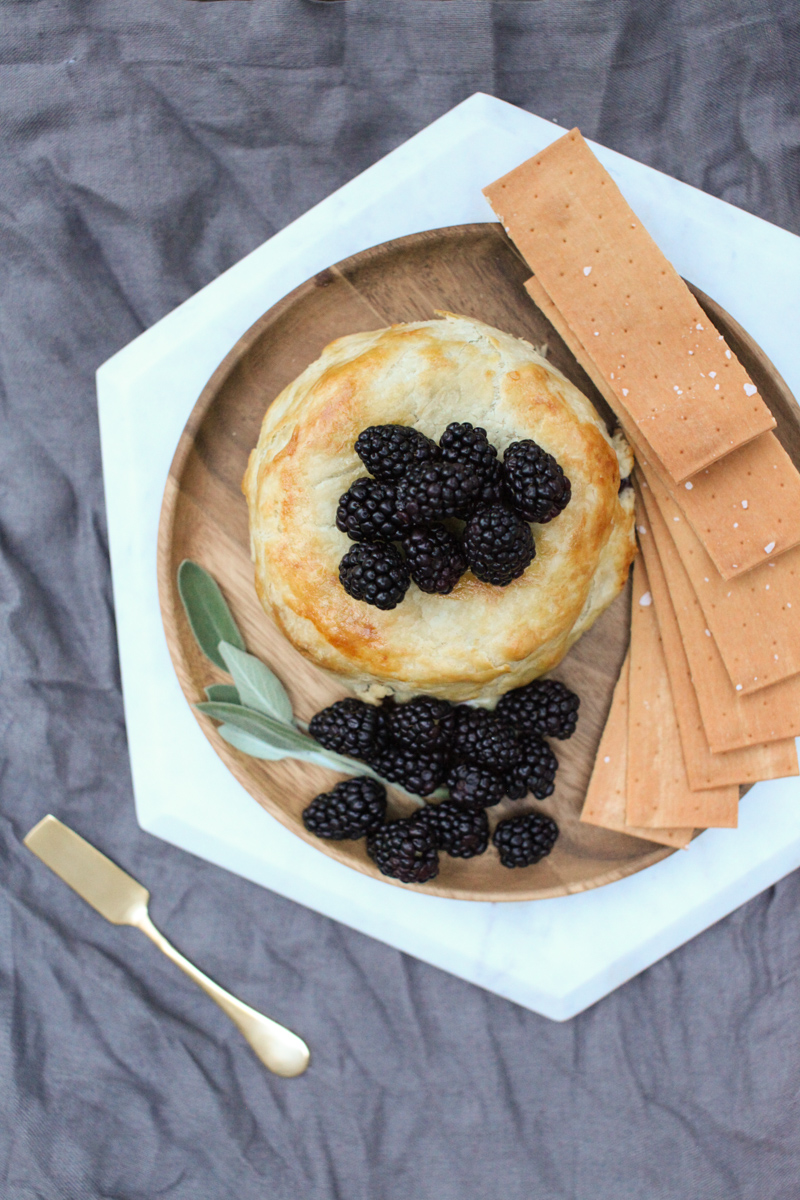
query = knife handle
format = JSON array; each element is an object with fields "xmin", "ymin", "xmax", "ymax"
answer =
[{"xmin": 134, "ymin": 912, "xmax": 310, "ymax": 1077}]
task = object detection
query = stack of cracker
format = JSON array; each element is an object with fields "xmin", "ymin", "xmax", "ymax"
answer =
[{"xmin": 484, "ymin": 130, "xmax": 800, "ymax": 845}]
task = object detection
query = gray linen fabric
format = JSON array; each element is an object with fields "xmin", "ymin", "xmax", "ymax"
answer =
[{"xmin": 2, "ymin": 2, "xmax": 800, "ymax": 1197}]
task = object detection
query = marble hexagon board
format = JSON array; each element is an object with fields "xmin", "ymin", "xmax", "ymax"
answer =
[{"xmin": 97, "ymin": 94, "xmax": 800, "ymax": 1021}]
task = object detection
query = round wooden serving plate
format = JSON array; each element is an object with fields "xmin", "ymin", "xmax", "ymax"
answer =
[{"xmin": 157, "ymin": 223, "xmax": 800, "ymax": 902}]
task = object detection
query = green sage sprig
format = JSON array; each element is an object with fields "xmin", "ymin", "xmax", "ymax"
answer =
[
  {"xmin": 177, "ymin": 560, "xmax": 246, "ymax": 670},
  {"xmin": 177, "ymin": 560, "xmax": 429, "ymax": 803}
]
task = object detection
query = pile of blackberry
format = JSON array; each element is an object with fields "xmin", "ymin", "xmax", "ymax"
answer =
[
  {"xmin": 336, "ymin": 422, "xmax": 571, "ymax": 609},
  {"xmin": 303, "ymin": 676, "xmax": 580, "ymax": 884}
]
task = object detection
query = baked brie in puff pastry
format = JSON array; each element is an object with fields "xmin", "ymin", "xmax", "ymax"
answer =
[{"xmin": 242, "ymin": 314, "xmax": 635, "ymax": 703}]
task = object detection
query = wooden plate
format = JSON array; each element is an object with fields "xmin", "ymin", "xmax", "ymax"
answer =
[{"xmin": 157, "ymin": 223, "xmax": 800, "ymax": 902}]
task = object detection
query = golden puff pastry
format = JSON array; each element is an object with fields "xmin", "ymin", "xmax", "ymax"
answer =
[{"xmin": 243, "ymin": 314, "xmax": 635, "ymax": 703}]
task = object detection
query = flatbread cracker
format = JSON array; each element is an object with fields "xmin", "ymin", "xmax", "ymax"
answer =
[
  {"xmin": 524, "ymin": 276, "xmax": 800, "ymax": 579},
  {"xmin": 627, "ymin": 557, "xmax": 739, "ymax": 827},
  {"xmin": 637, "ymin": 477, "xmax": 800, "ymax": 752},
  {"xmin": 485, "ymin": 129, "xmax": 775, "ymax": 482},
  {"xmin": 633, "ymin": 488, "xmax": 799, "ymax": 788},
  {"xmin": 580, "ymin": 654, "xmax": 693, "ymax": 848},
  {"xmin": 643, "ymin": 469, "xmax": 800, "ymax": 693}
]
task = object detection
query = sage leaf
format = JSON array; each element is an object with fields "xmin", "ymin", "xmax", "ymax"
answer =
[
  {"xmin": 217, "ymin": 723, "xmax": 387, "ymax": 782},
  {"xmin": 177, "ymin": 560, "xmax": 245, "ymax": 670},
  {"xmin": 217, "ymin": 724, "xmax": 295, "ymax": 761},
  {"xmin": 204, "ymin": 684, "xmax": 240, "ymax": 704},
  {"xmin": 196, "ymin": 702, "xmax": 313, "ymax": 752},
  {"xmin": 300, "ymin": 747, "xmax": 384, "ymax": 781},
  {"xmin": 218, "ymin": 642, "xmax": 294, "ymax": 724},
  {"xmin": 200, "ymin": 700, "xmax": 427, "ymax": 807}
]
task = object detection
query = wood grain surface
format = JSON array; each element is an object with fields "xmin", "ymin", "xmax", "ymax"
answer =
[{"xmin": 157, "ymin": 223, "xmax": 800, "ymax": 901}]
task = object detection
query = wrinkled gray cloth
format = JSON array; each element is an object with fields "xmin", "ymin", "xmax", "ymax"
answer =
[{"xmin": 2, "ymin": 2, "xmax": 800, "ymax": 1197}]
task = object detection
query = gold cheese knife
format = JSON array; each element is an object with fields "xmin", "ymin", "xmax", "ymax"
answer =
[{"xmin": 23, "ymin": 815, "xmax": 310, "ymax": 1078}]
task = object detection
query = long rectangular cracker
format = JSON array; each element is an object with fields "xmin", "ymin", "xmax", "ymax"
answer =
[
  {"xmin": 638, "ymin": 434, "xmax": 800, "ymax": 580},
  {"xmin": 643, "ymin": 468, "xmax": 800, "ymax": 693},
  {"xmin": 524, "ymin": 276, "xmax": 800, "ymax": 579},
  {"xmin": 485, "ymin": 129, "xmax": 775, "ymax": 482},
  {"xmin": 637, "ymin": 477, "xmax": 800, "ymax": 751},
  {"xmin": 633, "ymin": 488, "xmax": 799, "ymax": 788},
  {"xmin": 580, "ymin": 654, "xmax": 693, "ymax": 848},
  {"xmin": 627, "ymin": 557, "xmax": 739, "ymax": 827}
]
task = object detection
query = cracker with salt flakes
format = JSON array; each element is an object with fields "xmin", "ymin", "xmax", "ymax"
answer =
[
  {"xmin": 626, "ymin": 558, "xmax": 739, "ymax": 828},
  {"xmin": 637, "ymin": 479, "xmax": 800, "ymax": 752},
  {"xmin": 643, "ymin": 470, "xmax": 800, "ymax": 693},
  {"xmin": 634, "ymin": 489, "xmax": 798, "ymax": 788},
  {"xmin": 524, "ymin": 278, "xmax": 800, "ymax": 581},
  {"xmin": 485, "ymin": 129, "xmax": 775, "ymax": 483},
  {"xmin": 580, "ymin": 654, "xmax": 693, "ymax": 848},
  {"xmin": 628, "ymin": 430, "xmax": 800, "ymax": 581}
]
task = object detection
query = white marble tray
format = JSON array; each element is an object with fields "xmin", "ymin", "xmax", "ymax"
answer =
[{"xmin": 96, "ymin": 93, "xmax": 800, "ymax": 1021}]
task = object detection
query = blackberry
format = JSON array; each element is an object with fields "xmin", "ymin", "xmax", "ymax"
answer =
[
  {"xmin": 439, "ymin": 422, "xmax": 498, "ymax": 475},
  {"xmin": 473, "ymin": 459, "xmax": 507, "ymax": 509},
  {"xmin": 451, "ymin": 707, "xmax": 521, "ymax": 771},
  {"xmin": 336, "ymin": 478, "xmax": 405, "ymax": 543},
  {"xmin": 503, "ymin": 440, "xmax": 571, "ymax": 524},
  {"xmin": 386, "ymin": 695, "xmax": 456, "ymax": 753},
  {"xmin": 503, "ymin": 737, "xmax": 558, "ymax": 800},
  {"xmin": 425, "ymin": 800, "xmax": 489, "ymax": 858},
  {"xmin": 367, "ymin": 814, "xmax": 439, "ymax": 883},
  {"xmin": 438, "ymin": 423, "xmax": 505, "ymax": 511},
  {"xmin": 355, "ymin": 425, "xmax": 440, "ymax": 482},
  {"xmin": 446, "ymin": 762, "xmax": 505, "ymax": 809},
  {"xmin": 493, "ymin": 812, "xmax": 559, "ymax": 868},
  {"xmin": 495, "ymin": 678, "xmax": 580, "ymax": 740},
  {"xmin": 401, "ymin": 524, "xmax": 467, "ymax": 594},
  {"xmin": 396, "ymin": 461, "xmax": 482, "ymax": 525},
  {"xmin": 463, "ymin": 505, "xmax": 535, "ymax": 586},
  {"xmin": 339, "ymin": 542, "xmax": 410, "ymax": 610},
  {"xmin": 302, "ymin": 778, "xmax": 387, "ymax": 840},
  {"xmin": 309, "ymin": 698, "xmax": 386, "ymax": 759},
  {"xmin": 370, "ymin": 743, "xmax": 448, "ymax": 797}
]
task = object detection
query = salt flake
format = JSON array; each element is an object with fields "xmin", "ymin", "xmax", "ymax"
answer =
[
  {"xmin": 765, "ymin": 541, "xmax": 776, "ymax": 554},
  {"xmin": 583, "ymin": 266, "xmax": 592, "ymax": 276},
  {"xmin": 709, "ymin": 371, "xmax": 716, "ymax": 378},
  {"xmin": 622, "ymin": 388, "xmax": 629, "ymax": 396},
  {"xmin": 741, "ymin": 500, "xmax": 748, "ymax": 509},
  {"xmin": 685, "ymin": 481, "xmax": 693, "ymax": 490},
  {"xmin": 744, "ymin": 383, "xmax": 758, "ymax": 396},
  {"xmin": 604, "ymin": 756, "xmax": 611, "ymax": 764},
  {"xmin": 638, "ymin": 591, "xmax": 652, "ymax": 607}
]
